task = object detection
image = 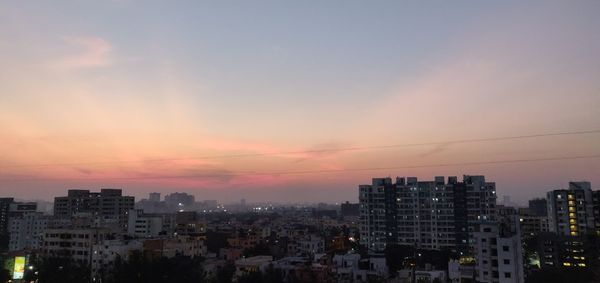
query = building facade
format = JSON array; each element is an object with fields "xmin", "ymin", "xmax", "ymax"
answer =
[
  {"xmin": 473, "ymin": 221, "xmax": 524, "ymax": 283},
  {"xmin": 547, "ymin": 182, "xmax": 595, "ymax": 236},
  {"xmin": 359, "ymin": 175, "xmax": 496, "ymax": 254},
  {"xmin": 8, "ymin": 212, "xmax": 50, "ymax": 251},
  {"xmin": 54, "ymin": 189, "xmax": 134, "ymax": 231}
]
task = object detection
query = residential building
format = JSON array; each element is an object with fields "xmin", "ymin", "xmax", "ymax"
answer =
[
  {"xmin": 149, "ymin": 192, "xmax": 161, "ymax": 202},
  {"xmin": 533, "ymin": 232, "xmax": 589, "ymax": 268},
  {"xmin": 473, "ymin": 221, "xmax": 524, "ymax": 283},
  {"xmin": 127, "ymin": 209, "xmax": 167, "ymax": 238},
  {"xmin": 164, "ymin": 192, "xmax": 195, "ymax": 211},
  {"xmin": 547, "ymin": 182, "xmax": 595, "ymax": 236},
  {"xmin": 341, "ymin": 201, "xmax": 360, "ymax": 217},
  {"xmin": 518, "ymin": 208, "xmax": 549, "ymax": 238},
  {"xmin": 8, "ymin": 212, "xmax": 50, "ymax": 251},
  {"xmin": 41, "ymin": 227, "xmax": 114, "ymax": 265},
  {"xmin": 528, "ymin": 198, "xmax": 548, "ymax": 217},
  {"xmin": 0, "ymin": 198, "xmax": 15, "ymax": 250},
  {"xmin": 142, "ymin": 235, "xmax": 206, "ymax": 258},
  {"xmin": 54, "ymin": 189, "xmax": 134, "ymax": 231},
  {"xmin": 359, "ymin": 175, "xmax": 496, "ymax": 254},
  {"xmin": 234, "ymin": 255, "xmax": 273, "ymax": 280}
]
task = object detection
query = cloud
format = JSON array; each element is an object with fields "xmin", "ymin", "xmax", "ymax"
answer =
[{"xmin": 53, "ymin": 36, "xmax": 113, "ymax": 69}]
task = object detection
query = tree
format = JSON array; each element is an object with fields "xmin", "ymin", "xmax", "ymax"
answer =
[
  {"xmin": 36, "ymin": 257, "xmax": 90, "ymax": 283},
  {"xmin": 110, "ymin": 252, "xmax": 206, "ymax": 283},
  {"xmin": 0, "ymin": 258, "xmax": 9, "ymax": 283},
  {"xmin": 207, "ymin": 262, "xmax": 235, "ymax": 283},
  {"xmin": 206, "ymin": 231, "xmax": 230, "ymax": 253}
]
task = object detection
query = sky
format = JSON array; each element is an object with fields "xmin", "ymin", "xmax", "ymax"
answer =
[{"xmin": 1, "ymin": 1, "xmax": 599, "ymax": 204}]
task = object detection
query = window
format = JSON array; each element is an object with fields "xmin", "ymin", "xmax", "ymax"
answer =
[
  {"xmin": 504, "ymin": 272, "xmax": 511, "ymax": 278},
  {"xmin": 502, "ymin": 245, "xmax": 509, "ymax": 252},
  {"xmin": 503, "ymin": 259, "xmax": 510, "ymax": 264}
]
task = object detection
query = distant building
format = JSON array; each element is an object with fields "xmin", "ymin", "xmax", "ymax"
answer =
[
  {"xmin": 142, "ymin": 235, "xmax": 206, "ymax": 258},
  {"xmin": 359, "ymin": 175, "xmax": 496, "ymax": 254},
  {"xmin": 340, "ymin": 201, "xmax": 359, "ymax": 217},
  {"xmin": 234, "ymin": 256, "xmax": 273, "ymax": 280},
  {"xmin": 164, "ymin": 192, "xmax": 195, "ymax": 211},
  {"xmin": 528, "ymin": 198, "xmax": 548, "ymax": 217},
  {"xmin": 127, "ymin": 209, "xmax": 170, "ymax": 238},
  {"xmin": 54, "ymin": 189, "xmax": 134, "ymax": 231},
  {"xmin": 518, "ymin": 208, "xmax": 549, "ymax": 238},
  {"xmin": 149, "ymin": 192, "xmax": 161, "ymax": 202}
]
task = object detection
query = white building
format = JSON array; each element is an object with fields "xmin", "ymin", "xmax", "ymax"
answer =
[
  {"xmin": 127, "ymin": 209, "xmax": 165, "ymax": 237},
  {"xmin": 296, "ymin": 234, "xmax": 324, "ymax": 255},
  {"xmin": 234, "ymin": 255, "xmax": 273, "ymax": 280},
  {"xmin": 473, "ymin": 222, "xmax": 524, "ymax": 283},
  {"xmin": 8, "ymin": 212, "xmax": 49, "ymax": 251},
  {"xmin": 332, "ymin": 253, "xmax": 363, "ymax": 282},
  {"xmin": 41, "ymin": 228, "xmax": 113, "ymax": 265}
]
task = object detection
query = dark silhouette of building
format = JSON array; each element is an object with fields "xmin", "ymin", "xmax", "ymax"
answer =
[
  {"xmin": 54, "ymin": 189, "xmax": 134, "ymax": 231},
  {"xmin": 340, "ymin": 201, "xmax": 359, "ymax": 217},
  {"xmin": 528, "ymin": 198, "xmax": 548, "ymax": 217}
]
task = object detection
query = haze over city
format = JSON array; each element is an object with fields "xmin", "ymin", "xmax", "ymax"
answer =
[{"xmin": 1, "ymin": 1, "xmax": 599, "ymax": 203}]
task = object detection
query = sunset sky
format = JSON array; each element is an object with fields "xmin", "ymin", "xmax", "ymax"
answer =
[{"xmin": 1, "ymin": 1, "xmax": 599, "ymax": 203}]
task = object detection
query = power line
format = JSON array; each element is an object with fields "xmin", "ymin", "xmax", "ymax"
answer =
[
  {"xmin": 2, "ymin": 153, "xmax": 599, "ymax": 182},
  {"xmin": 1, "ymin": 129, "xmax": 599, "ymax": 169}
]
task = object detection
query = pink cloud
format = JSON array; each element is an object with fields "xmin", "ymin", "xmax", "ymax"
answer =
[{"xmin": 198, "ymin": 138, "xmax": 349, "ymax": 161}]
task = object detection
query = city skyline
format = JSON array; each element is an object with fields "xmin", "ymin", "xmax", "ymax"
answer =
[{"xmin": 2, "ymin": 1, "xmax": 600, "ymax": 202}]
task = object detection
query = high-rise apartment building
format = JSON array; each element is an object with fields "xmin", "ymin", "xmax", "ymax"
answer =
[
  {"xmin": 54, "ymin": 189, "xmax": 134, "ymax": 231},
  {"xmin": 547, "ymin": 182, "xmax": 595, "ymax": 236},
  {"xmin": 359, "ymin": 175, "xmax": 496, "ymax": 254}
]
